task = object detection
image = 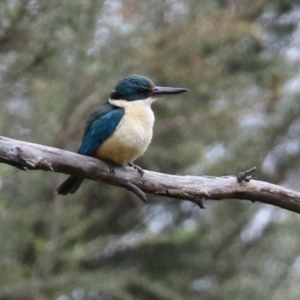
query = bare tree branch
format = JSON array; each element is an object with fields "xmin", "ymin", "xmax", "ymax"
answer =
[{"xmin": 1, "ymin": 135, "xmax": 300, "ymax": 213}]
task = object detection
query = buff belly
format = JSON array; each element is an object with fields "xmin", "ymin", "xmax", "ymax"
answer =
[{"xmin": 92, "ymin": 100, "xmax": 155, "ymax": 165}]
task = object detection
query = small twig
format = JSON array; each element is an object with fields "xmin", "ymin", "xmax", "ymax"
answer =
[
  {"xmin": 194, "ymin": 190, "xmax": 210, "ymax": 209},
  {"xmin": 181, "ymin": 189, "xmax": 210, "ymax": 209},
  {"xmin": 237, "ymin": 166, "xmax": 256, "ymax": 182},
  {"xmin": 195, "ymin": 196, "xmax": 206, "ymax": 209},
  {"xmin": 124, "ymin": 181, "xmax": 147, "ymax": 203}
]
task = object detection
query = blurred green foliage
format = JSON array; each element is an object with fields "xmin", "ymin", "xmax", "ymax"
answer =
[{"xmin": 1, "ymin": 0, "xmax": 300, "ymax": 299}]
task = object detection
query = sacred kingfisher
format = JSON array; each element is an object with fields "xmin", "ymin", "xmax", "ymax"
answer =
[{"xmin": 56, "ymin": 74, "xmax": 188, "ymax": 195}]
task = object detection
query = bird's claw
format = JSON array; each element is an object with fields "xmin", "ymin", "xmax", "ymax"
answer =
[
  {"xmin": 106, "ymin": 160, "xmax": 115, "ymax": 176},
  {"xmin": 128, "ymin": 162, "xmax": 144, "ymax": 177}
]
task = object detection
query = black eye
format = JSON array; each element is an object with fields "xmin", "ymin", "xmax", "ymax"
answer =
[{"xmin": 139, "ymin": 88, "xmax": 146, "ymax": 93}]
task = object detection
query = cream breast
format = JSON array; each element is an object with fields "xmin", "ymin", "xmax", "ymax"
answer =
[{"xmin": 93, "ymin": 98, "xmax": 155, "ymax": 165}]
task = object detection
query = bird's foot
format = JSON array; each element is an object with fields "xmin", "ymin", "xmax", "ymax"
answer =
[
  {"xmin": 105, "ymin": 160, "xmax": 116, "ymax": 176},
  {"xmin": 128, "ymin": 162, "xmax": 144, "ymax": 177}
]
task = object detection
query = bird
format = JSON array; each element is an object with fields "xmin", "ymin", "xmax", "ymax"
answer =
[{"xmin": 56, "ymin": 74, "xmax": 188, "ymax": 195}]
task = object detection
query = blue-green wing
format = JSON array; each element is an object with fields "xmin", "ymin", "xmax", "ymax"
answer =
[{"xmin": 77, "ymin": 104, "xmax": 124, "ymax": 156}]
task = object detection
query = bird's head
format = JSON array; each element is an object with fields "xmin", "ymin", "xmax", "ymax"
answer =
[{"xmin": 110, "ymin": 74, "xmax": 188, "ymax": 103}]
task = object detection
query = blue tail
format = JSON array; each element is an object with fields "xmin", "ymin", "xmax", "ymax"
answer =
[{"xmin": 56, "ymin": 175, "xmax": 84, "ymax": 195}]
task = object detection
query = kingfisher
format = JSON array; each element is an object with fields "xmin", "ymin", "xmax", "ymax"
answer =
[{"xmin": 56, "ymin": 74, "xmax": 188, "ymax": 195}]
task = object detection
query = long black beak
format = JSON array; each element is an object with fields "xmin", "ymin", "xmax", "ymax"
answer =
[{"xmin": 151, "ymin": 86, "xmax": 188, "ymax": 97}]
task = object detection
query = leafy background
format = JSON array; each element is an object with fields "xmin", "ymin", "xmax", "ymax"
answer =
[{"xmin": 1, "ymin": 0, "xmax": 300, "ymax": 299}]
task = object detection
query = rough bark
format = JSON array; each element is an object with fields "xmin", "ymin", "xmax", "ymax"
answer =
[{"xmin": 1, "ymin": 135, "xmax": 300, "ymax": 213}]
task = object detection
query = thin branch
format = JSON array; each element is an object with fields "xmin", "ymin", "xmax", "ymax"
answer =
[{"xmin": 1, "ymin": 135, "xmax": 300, "ymax": 214}]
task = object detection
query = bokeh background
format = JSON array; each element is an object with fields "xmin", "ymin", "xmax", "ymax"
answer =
[{"xmin": 1, "ymin": 0, "xmax": 300, "ymax": 299}]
